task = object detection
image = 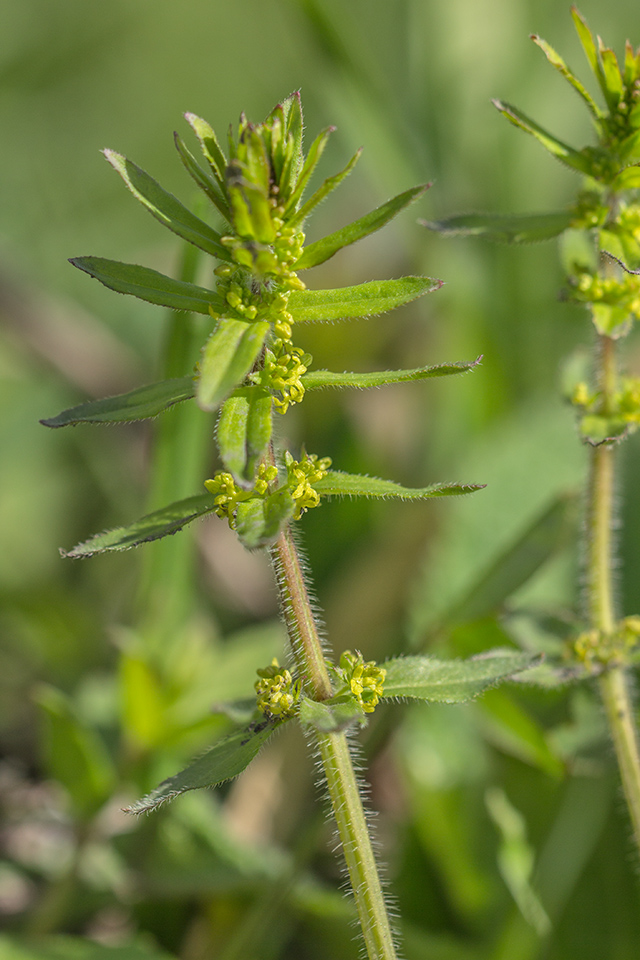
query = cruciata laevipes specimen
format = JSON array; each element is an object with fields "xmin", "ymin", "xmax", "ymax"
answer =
[
  {"xmin": 43, "ymin": 94, "xmax": 540, "ymax": 959},
  {"xmin": 427, "ymin": 8, "xmax": 640, "ymax": 857}
]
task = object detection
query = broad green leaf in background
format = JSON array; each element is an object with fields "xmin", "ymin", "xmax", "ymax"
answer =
[
  {"xmin": 492, "ymin": 100, "xmax": 595, "ymax": 175},
  {"xmin": 479, "ymin": 688, "xmax": 565, "ymax": 778},
  {"xmin": 197, "ymin": 319, "xmax": 270, "ymax": 411},
  {"xmin": 295, "ymin": 184, "xmax": 429, "ymax": 269},
  {"xmin": 313, "ymin": 471, "xmax": 485, "ymax": 499},
  {"xmin": 70, "ymin": 257, "xmax": 225, "ymax": 315},
  {"xmin": 216, "ymin": 388, "xmax": 273, "ymax": 486},
  {"xmin": 298, "ymin": 696, "xmax": 367, "ymax": 733},
  {"xmin": 429, "ymin": 492, "xmax": 578, "ymax": 632},
  {"xmin": 63, "ymin": 493, "xmax": 218, "ymax": 557},
  {"xmin": 0, "ymin": 935, "xmax": 178, "ymax": 959},
  {"xmin": 103, "ymin": 150, "xmax": 230, "ymax": 259},
  {"xmin": 379, "ymin": 652, "xmax": 541, "ymax": 702},
  {"xmin": 289, "ymin": 276, "xmax": 442, "ymax": 322},
  {"xmin": 34, "ymin": 685, "xmax": 116, "ymax": 819},
  {"xmin": 125, "ymin": 719, "xmax": 282, "ymax": 814},
  {"xmin": 41, "ymin": 378, "xmax": 196, "ymax": 427},
  {"xmin": 302, "ymin": 357, "xmax": 481, "ymax": 390},
  {"xmin": 423, "ymin": 211, "xmax": 573, "ymax": 244}
]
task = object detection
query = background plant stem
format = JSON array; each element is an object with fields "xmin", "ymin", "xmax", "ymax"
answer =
[
  {"xmin": 270, "ymin": 526, "xmax": 398, "ymax": 960},
  {"xmin": 586, "ymin": 334, "xmax": 640, "ymax": 853}
]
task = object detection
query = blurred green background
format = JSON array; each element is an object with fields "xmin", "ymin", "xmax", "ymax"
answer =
[{"xmin": 2, "ymin": 0, "xmax": 640, "ymax": 958}]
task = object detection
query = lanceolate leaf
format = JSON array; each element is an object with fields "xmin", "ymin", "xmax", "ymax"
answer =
[
  {"xmin": 174, "ymin": 132, "xmax": 231, "ymax": 222},
  {"xmin": 217, "ymin": 388, "xmax": 273, "ymax": 486},
  {"xmin": 41, "ymin": 378, "xmax": 196, "ymax": 428},
  {"xmin": 124, "ymin": 720, "xmax": 282, "ymax": 814},
  {"xmin": 531, "ymin": 35, "xmax": 602, "ymax": 119},
  {"xmin": 492, "ymin": 100, "xmax": 594, "ymax": 175},
  {"xmin": 70, "ymin": 257, "xmax": 225, "ymax": 315},
  {"xmin": 104, "ymin": 151, "xmax": 230, "ymax": 259},
  {"xmin": 284, "ymin": 126, "xmax": 335, "ymax": 215},
  {"xmin": 295, "ymin": 185, "xmax": 429, "ymax": 270},
  {"xmin": 290, "ymin": 149, "xmax": 362, "ymax": 228},
  {"xmin": 184, "ymin": 112, "xmax": 227, "ymax": 184},
  {"xmin": 313, "ymin": 472, "xmax": 484, "ymax": 500},
  {"xmin": 379, "ymin": 652, "xmax": 541, "ymax": 703},
  {"xmin": 302, "ymin": 358, "xmax": 481, "ymax": 390},
  {"xmin": 197, "ymin": 319, "xmax": 270, "ymax": 411},
  {"xmin": 423, "ymin": 212, "xmax": 573, "ymax": 244},
  {"xmin": 289, "ymin": 277, "xmax": 441, "ymax": 323},
  {"xmin": 63, "ymin": 493, "xmax": 218, "ymax": 558}
]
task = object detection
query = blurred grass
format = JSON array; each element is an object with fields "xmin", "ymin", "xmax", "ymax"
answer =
[{"xmin": 1, "ymin": 0, "xmax": 640, "ymax": 957}]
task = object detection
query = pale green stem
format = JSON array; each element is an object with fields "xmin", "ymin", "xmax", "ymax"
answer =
[
  {"xmin": 270, "ymin": 526, "xmax": 398, "ymax": 960},
  {"xmin": 586, "ymin": 334, "xmax": 640, "ymax": 853}
]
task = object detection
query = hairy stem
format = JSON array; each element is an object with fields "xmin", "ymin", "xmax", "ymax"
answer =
[
  {"xmin": 586, "ymin": 334, "xmax": 640, "ymax": 852},
  {"xmin": 270, "ymin": 526, "xmax": 398, "ymax": 960}
]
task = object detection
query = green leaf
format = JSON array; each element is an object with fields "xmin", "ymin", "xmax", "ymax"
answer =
[
  {"xmin": 434, "ymin": 493, "xmax": 579, "ymax": 629},
  {"xmin": 104, "ymin": 150, "xmax": 230, "ymax": 259},
  {"xmin": 571, "ymin": 6, "xmax": 611, "ymax": 105},
  {"xmin": 298, "ymin": 696, "xmax": 367, "ymax": 733},
  {"xmin": 492, "ymin": 100, "xmax": 594, "ymax": 175},
  {"xmin": 295, "ymin": 184, "xmax": 429, "ymax": 269},
  {"xmin": 217, "ymin": 389, "xmax": 273, "ymax": 486},
  {"xmin": 184, "ymin": 112, "xmax": 227, "ymax": 184},
  {"xmin": 302, "ymin": 357, "xmax": 481, "ymax": 391},
  {"xmin": 174, "ymin": 132, "xmax": 231, "ymax": 222},
  {"xmin": 379, "ymin": 652, "xmax": 541, "ymax": 703},
  {"xmin": 197, "ymin": 319, "xmax": 270, "ymax": 411},
  {"xmin": 599, "ymin": 45, "xmax": 623, "ymax": 110},
  {"xmin": 35, "ymin": 685, "xmax": 115, "ymax": 819},
  {"xmin": 284, "ymin": 126, "xmax": 335, "ymax": 215},
  {"xmin": 0, "ymin": 933, "xmax": 178, "ymax": 960},
  {"xmin": 235, "ymin": 488, "xmax": 295, "ymax": 549},
  {"xmin": 480, "ymin": 689, "xmax": 564, "ymax": 778},
  {"xmin": 610, "ymin": 164, "xmax": 640, "ymax": 190},
  {"xmin": 531, "ymin": 34, "xmax": 602, "ymax": 119},
  {"xmin": 423, "ymin": 211, "xmax": 573, "ymax": 244},
  {"xmin": 70, "ymin": 257, "xmax": 225, "ymax": 315},
  {"xmin": 41, "ymin": 378, "xmax": 196, "ymax": 428},
  {"xmin": 289, "ymin": 276, "xmax": 441, "ymax": 323},
  {"xmin": 580, "ymin": 413, "xmax": 631, "ymax": 445},
  {"xmin": 124, "ymin": 720, "xmax": 282, "ymax": 814},
  {"xmin": 63, "ymin": 493, "xmax": 218, "ymax": 558},
  {"xmin": 313, "ymin": 471, "xmax": 485, "ymax": 500},
  {"xmin": 289, "ymin": 149, "xmax": 362, "ymax": 228}
]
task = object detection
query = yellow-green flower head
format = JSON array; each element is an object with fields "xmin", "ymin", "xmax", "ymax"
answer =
[
  {"xmin": 284, "ymin": 451, "xmax": 332, "ymax": 519},
  {"xmin": 338, "ymin": 650, "xmax": 386, "ymax": 714},
  {"xmin": 255, "ymin": 658, "xmax": 301, "ymax": 718}
]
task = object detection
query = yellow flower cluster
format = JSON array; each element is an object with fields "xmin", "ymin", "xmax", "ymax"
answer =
[
  {"xmin": 338, "ymin": 650, "xmax": 386, "ymax": 714},
  {"xmin": 264, "ymin": 339, "xmax": 312, "ymax": 413},
  {"xmin": 570, "ymin": 377, "xmax": 640, "ymax": 426},
  {"xmin": 284, "ymin": 451, "xmax": 332, "ymax": 519},
  {"xmin": 255, "ymin": 658, "xmax": 301, "ymax": 718},
  {"xmin": 204, "ymin": 463, "xmax": 278, "ymax": 526},
  {"xmin": 573, "ymin": 616, "xmax": 640, "ymax": 669}
]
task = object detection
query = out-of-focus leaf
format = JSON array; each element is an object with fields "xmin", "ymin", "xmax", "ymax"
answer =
[
  {"xmin": 599, "ymin": 46, "xmax": 623, "ymax": 109},
  {"xmin": 433, "ymin": 493, "xmax": 578, "ymax": 630},
  {"xmin": 531, "ymin": 34, "xmax": 602, "ymax": 118},
  {"xmin": 580, "ymin": 414, "xmax": 631, "ymax": 445},
  {"xmin": 423, "ymin": 211, "xmax": 573, "ymax": 243},
  {"xmin": 302, "ymin": 357, "xmax": 481, "ymax": 390},
  {"xmin": 485, "ymin": 787, "xmax": 551, "ymax": 935},
  {"xmin": 124, "ymin": 720, "xmax": 282, "ymax": 814},
  {"xmin": 34, "ymin": 685, "xmax": 115, "ymax": 819},
  {"xmin": 295, "ymin": 185, "xmax": 429, "ymax": 269},
  {"xmin": 103, "ymin": 150, "xmax": 229, "ymax": 259},
  {"xmin": 174, "ymin": 132, "xmax": 230, "ymax": 221},
  {"xmin": 479, "ymin": 689, "xmax": 564, "ymax": 777},
  {"xmin": 571, "ymin": 6, "xmax": 606, "ymax": 97},
  {"xmin": 313, "ymin": 471, "xmax": 485, "ymax": 500},
  {"xmin": 298, "ymin": 697, "xmax": 367, "ymax": 732},
  {"xmin": 290, "ymin": 149, "xmax": 362, "ymax": 227},
  {"xmin": 235, "ymin": 488, "xmax": 295, "ymax": 549},
  {"xmin": 120, "ymin": 653, "xmax": 167, "ymax": 750},
  {"xmin": 289, "ymin": 276, "xmax": 441, "ymax": 322},
  {"xmin": 217, "ymin": 388, "xmax": 272, "ymax": 486},
  {"xmin": 41, "ymin": 378, "xmax": 195, "ymax": 427},
  {"xmin": 379, "ymin": 652, "xmax": 541, "ymax": 702},
  {"xmin": 70, "ymin": 257, "xmax": 224, "ymax": 314},
  {"xmin": 492, "ymin": 100, "xmax": 594, "ymax": 175},
  {"xmin": 197, "ymin": 319, "xmax": 270, "ymax": 411},
  {"xmin": 0, "ymin": 934, "xmax": 178, "ymax": 960},
  {"xmin": 62, "ymin": 493, "xmax": 217, "ymax": 557}
]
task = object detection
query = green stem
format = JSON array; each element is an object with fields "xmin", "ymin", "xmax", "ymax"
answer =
[
  {"xmin": 586, "ymin": 334, "xmax": 640, "ymax": 853},
  {"xmin": 270, "ymin": 525, "xmax": 398, "ymax": 960}
]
